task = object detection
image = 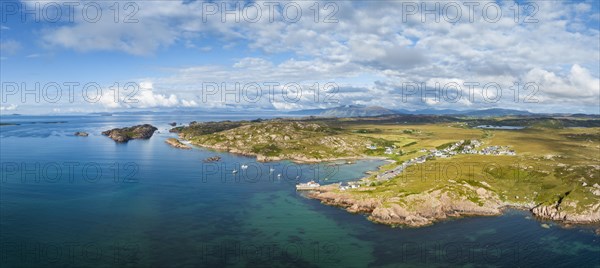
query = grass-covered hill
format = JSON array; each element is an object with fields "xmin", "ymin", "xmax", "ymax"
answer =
[{"xmin": 173, "ymin": 119, "xmax": 375, "ymax": 162}]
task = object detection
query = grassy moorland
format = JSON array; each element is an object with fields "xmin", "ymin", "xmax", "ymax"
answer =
[
  {"xmin": 318, "ymin": 122, "xmax": 600, "ymax": 227},
  {"xmin": 173, "ymin": 115, "xmax": 600, "ymax": 227}
]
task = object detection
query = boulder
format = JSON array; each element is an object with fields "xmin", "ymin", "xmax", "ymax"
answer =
[{"xmin": 74, "ymin": 131, "xmax": 89, "ymax": 137}]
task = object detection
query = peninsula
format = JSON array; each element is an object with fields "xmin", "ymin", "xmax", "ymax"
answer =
[{"xmin": 173, "ymin": 115, "xmax": 600, "ymax": 227}]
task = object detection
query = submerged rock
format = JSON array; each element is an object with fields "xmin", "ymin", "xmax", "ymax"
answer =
[
  {"xmin": 102, "ymin": 124, "xmax": 157, "ymax": 143},
  {"xmin": 74, "ymin": 131, "xmax": 89, "ymax": 137},
  {"xmin": 169, "ymin": 122, "xmax": 177, "ymax": 126},
  {"xmin": 203, "ymin": 156, "xmax": 221, "ymax": 162}
]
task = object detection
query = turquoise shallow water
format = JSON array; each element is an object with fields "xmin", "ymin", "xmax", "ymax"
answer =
[{"xmin": 1, "ymin": 115, "xmax": 599, "ymax": 267}]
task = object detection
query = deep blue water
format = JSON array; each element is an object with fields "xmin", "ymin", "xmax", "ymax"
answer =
[{"xmin": 1, "ymin": 115, "xmax": 599, "ymax": 267}]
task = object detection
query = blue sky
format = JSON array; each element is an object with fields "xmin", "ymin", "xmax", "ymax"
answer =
[{"xmin": 1, "ymin": 0, "xmax": 599, "ymax": 114}]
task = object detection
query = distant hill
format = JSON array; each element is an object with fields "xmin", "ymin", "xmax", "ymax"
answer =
[
  {"xmin": 319, "ymin": 105, "xmax": 397, "ymax": 117},
  {"xmin": 87, "ymin": 107, "xmax": 596, "ymax": 118},
  {"xmin": 461, "ymin": 108, "xmax": 533, "ymax": 117},
  {"xmin": 396, "ymin": 108, "xmax": 463, "ymax": 115},
  {"xmin": 291, "ymin": 106, "xmax": 537, "ymax": 118},
  {"xmin": 289, "ymin": 105, "xmax": 396, "ymax": 117},
  {"xmin": 288, "ymin": 108, "xmax": 327, "ymax": 115}
]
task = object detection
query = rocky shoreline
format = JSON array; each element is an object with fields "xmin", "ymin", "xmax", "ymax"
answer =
[
  {"xmin": 531, "ymin": 201, "xmax": 600, "ymax": 224},
  {"xmin": 307, "ymin": 183, "xmax": 600, "ymax": 228}
]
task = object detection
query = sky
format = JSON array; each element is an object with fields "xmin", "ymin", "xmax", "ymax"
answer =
[{"xmin": 0, "ymin": 0, "xmax": 599, "ymax": 115}]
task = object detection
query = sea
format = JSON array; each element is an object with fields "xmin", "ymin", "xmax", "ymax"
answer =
[{"xmin": 1, "ymin": 114, "xmax": 598, "ymax": 267}]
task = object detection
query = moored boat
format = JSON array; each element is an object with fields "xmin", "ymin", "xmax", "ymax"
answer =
[{"xmin": 296, "ymin": 181, "xmax": 320, "ymax": 191}]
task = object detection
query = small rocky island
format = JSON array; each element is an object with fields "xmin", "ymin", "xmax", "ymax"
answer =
[
  {"xmin": 165, "ymin": 138, "xmax": 191, "ymax": 149},
  {"xmin": 74, "ymin": 131, "xmax": 89, "ymax": 137},
  {"xmin": 102, "ymin": 124, "xmax": 157, "ymax": 143},
  {"xmin": 203, "ymin": 156, "xmax": 221, "ymax": 162}
]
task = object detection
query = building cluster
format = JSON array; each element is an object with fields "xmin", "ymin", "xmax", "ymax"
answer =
[
  {"xmin": 371, "ymin": 140, "xmax": 516, "ymax": 183},
  {"xmin": 366, "ymin": 144, "xmax": 398, "ymax": 155},
  {"xmin": 339, "ymin": 181, "xmax": 362, "ymax": 191},
  {"xmin": 341, "ymin": 140, "xmax": 517, "ymax": 190},
  {"xmin": 471, "ymin": 146, "xmax": 516, "ymax": 155}
]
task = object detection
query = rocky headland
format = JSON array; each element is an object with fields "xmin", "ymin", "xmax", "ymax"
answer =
[
  {"xmin": 307, "ymin": 182, "xmax": 600, "ymax": 227},
  {"xmin": 165, "ymin": 138, "xmax": 191, "ymax": 149}
]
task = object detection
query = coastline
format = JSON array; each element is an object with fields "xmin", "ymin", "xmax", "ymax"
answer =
[
  {"xmin": 306, "ymin": 183, "xmax": 600, "ymax": 229},
  {"xmin": 188, "ymin": 139, "xmax": 389, "ymax": 164},
  {"xmin": 177, "ymin": 129, "xmax": 600, "ymax": 230}
]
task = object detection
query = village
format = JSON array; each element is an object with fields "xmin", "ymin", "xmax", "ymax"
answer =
[
  {"xmin": 338, "ymin": 139, "xmax": 516, "ymax": 190},
  {"xmin": 297, "ymin": 139, "xmax": 517, "ymax": 191}
]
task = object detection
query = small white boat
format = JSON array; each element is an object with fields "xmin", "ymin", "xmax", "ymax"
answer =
[
  {"xmin": 232, "ymin": 170, "xmax": 238, "ymax": 174},
  {"xmin": 269, "ymin": 168, "xmax": 275, "ymax": 173},
  {"xmin": 277, "ymin": 174, "xmax": 282, "ymax": 178},
  {"xmin": 241, "ymin": 164, "xmax": 248, "ymax": 170}
]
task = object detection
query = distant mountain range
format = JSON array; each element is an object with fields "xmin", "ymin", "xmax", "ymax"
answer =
[
  {"xmin": 288, "ymin": 105, "xmax": 537, "ymax": 117},
  {"xmin": 80, "ymin": 105, "xmax": 596, "ymax": 118},
  {"xmin": 290, "ymin": 105, "xmax": 396, "ymax": 117}
]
